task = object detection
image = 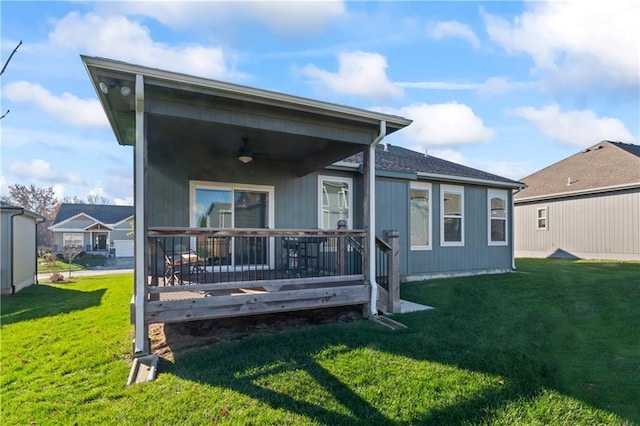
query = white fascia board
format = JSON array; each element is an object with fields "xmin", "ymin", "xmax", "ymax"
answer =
[
  {"xmin": 81, "ymin": 56, "xmax": 412, "ymax": 130},
  {"xmin": 49, "ymin": 212, "xmax": 102, "ymax": 230},
  {"xmin": 112, "ymin": 215, "xmax": 135, "ymax": 228},
  {"xmin": 416, "ymin": 172, "xmax": 525, "ymax": 189},
  {"xmin": 514, "ymin": 182, "xmax": 640, "ymax": 204}
]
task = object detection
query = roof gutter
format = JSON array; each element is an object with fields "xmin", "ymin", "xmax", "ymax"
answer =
[
  {"xmin": 416, "ymin": 172, "xmax": 525, "ymax": 189},
  {"xmin": 368, "ymin": 121, "xmax": 386, "ymax": 317},
  {"xmin": 514, "ymin": 182, "xmax": 640, "ymax": 203}
]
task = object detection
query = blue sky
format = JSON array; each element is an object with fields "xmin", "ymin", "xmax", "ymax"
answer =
[{"xmin": 1, "ymin": 0, "xmax": 638, "ymax": 205}]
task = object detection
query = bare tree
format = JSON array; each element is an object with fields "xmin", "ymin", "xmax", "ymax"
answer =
[
  {"xmin": 0, "ymin": 40, "xmax": 23, "ymax": 120},
  {"xmin": 63, "ymin": 194, "xmax": 110, "ymax": 204},
  {"xmin": 1, "ymin": 184, "xmax": 58, "ymax": 248}
]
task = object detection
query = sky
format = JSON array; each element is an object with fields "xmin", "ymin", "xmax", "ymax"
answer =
[{"xmin": 1, "ymin": 0, "xmax": 638, "ymax": 206}]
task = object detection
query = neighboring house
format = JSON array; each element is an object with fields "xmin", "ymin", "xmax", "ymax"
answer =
[
  {"xmin": 83, "ymin": 56, "xmax": 523, "ymax": 356},
  {"xmin": 49, "ymin": 203, "xmax": 134, "ymax": 257},
  {"xmin": 0, "ymin": 201, "xmax": 45, "ymax": 295},
  {"xmin": 514, "ymin": 140, "xmax": 640, "ymax": 261}
]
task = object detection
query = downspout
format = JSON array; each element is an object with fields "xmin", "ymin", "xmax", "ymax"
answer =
[
  {"xmin": 9, "ymin": 209, "xmax": 25, "ymax": 294},
  {"xmin": 510, "ymin": 185, "xmax": 525, "ymax": 271},
  {"xmin": 34, "ymin": 216, "xmax": 45, "ymax": 284},
  {"xmin": 368, "ymin": 120, "xmax": 386, "ymax": 316}
]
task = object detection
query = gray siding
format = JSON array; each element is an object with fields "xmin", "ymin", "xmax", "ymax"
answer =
[
  {"xmin": 375, "ymin": 179, "xmax": 514, "ymax": 278},
  {"xmin": 0, "ymin": 211, "xmax": 14, "ymax": 294},
  {"xmin": 146, "ymin": 150, "xmax": 355, "ymax": 230},
  {"xmin": 0, "ymin": 211, "xmax": 38, "ymax": 295},
  {"xmin": 515, "ymin": 189, "xmax": 640, "ymax": 260},
  {"xmin": 146, "ymin": 150, "xmax": 514, "ymax": 278}
]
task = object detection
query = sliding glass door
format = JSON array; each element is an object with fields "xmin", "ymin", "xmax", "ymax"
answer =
[{"xmin": 192, "ymin": 182, "xmax": 274, "ymax": 269}]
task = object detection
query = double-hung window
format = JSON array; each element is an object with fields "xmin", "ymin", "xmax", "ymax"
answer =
[
  {"xmin": 409, "ymin": 182, "xmax": 431, "ymax": 250},
  {"xmin": 63, "ymin": 233, "xmax": 84, "ymax": 248},
  {"xmin": 318, "ymin": 176, "xmax": 352, "ymax": 230},
  {"xmin": 488, "ymin": 189, "xmax": 508, "ymax": 245},
  {"xmin": 441, "ymin": 185, "xmax": 464, "ymax": 246},
  {"xmin": 537, "ymin": 207, "xmax": 548, "ymax": 230}
]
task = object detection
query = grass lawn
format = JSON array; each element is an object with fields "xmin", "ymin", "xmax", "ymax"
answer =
[
  {"xmin": 1, "ymin": 259, "xmax": 638, "ymax": 425},
  {"xmin": 37, "ymin": 257, "xmax": 107, "ymax": 274}
]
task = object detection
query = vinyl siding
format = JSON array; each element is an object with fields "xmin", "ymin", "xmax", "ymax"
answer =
[{"xmin": 514, "ymin": 188, "xmax": 640, "ymax": 260}]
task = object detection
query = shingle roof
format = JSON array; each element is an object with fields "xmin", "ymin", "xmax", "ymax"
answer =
[
  {"xmin": 53, "ymin": 203, "xmax": 134, "ymax": 225},
  {"xmin": 514, "ymin": 140, "xmax": 640, "ymax": 201},
  {"xmin": 342, "ymin": 144, "xmax": 522, "ymax": 187}
]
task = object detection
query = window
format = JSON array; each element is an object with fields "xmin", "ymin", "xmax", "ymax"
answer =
[
  {"xmin": 318, "ymin": 176, "xmax": 352, "ymax": 229},
  {"xmin": 190, "ymin": 181, "xmax": 274, "ymax": 268},
  {"xmin": 441, "ymin": 185, "xmax": 464, "ymax": 246},
  {"xmin": 488, "ymin": 189, "xmax": 508, "ymax": 245},
  {"xmin": 410, "ymin": 182, "xmax": 431, "ymax": 250},
  {"xmin": 537, "ymin": 207, "xmax": 548, "ymax": 230},
  {"xmin": 63, "ymin": 233, "xmax": 84, "ymax": 248}
]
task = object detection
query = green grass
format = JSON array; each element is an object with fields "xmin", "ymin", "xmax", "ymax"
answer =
[
  {"xmin": 37, "ymin": 257, "xmax": 106, "ymax": 273},
  {"xmin": 1, "ymin": 259, "xmax": 638, "ymax": 425}
]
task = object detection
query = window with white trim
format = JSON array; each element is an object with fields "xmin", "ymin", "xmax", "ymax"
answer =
[
  {"xmin": 190, "ymin": 181, "xmax": 275, "ymax": 268},
  {"xmin": 488, "ymin": 189, "xmax": 508, "ymax": 245},
  {"xmin": 318, "ymin": 176, "xmax": 352, "ymax": 229},
  {"xmin": 63, "ymin": 233, "xmax": 84, "ymax": 248},
  {"xmin": 537, "ymin": 207, "xmax": 548, "ymax": 230},
  {"xmin": 441, "ymin": 185, "xmax": 464, "ymax": 246},
  {"xmin": 409, "ymin": 182, "xmax": 431, "ymax": 250}
]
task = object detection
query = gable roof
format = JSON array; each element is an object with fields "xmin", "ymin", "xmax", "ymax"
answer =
[
  {"xmin": 340, "ymin": 144, "xmax": 524, "ymax": 188},
  {"xmin": 52, "ymin": 203, "xmax": 134, "ymax": 226},
  {"xmin": 514, "ymin": 140, "xmax": 640, "ymax": 202}
]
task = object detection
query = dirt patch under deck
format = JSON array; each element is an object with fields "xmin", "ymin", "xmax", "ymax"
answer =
[{"xmin": 150, "ymin": 306, "xmax": 364, "ymax": 361}]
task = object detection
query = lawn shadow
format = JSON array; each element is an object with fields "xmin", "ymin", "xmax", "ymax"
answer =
[
  {"xmin": 1, "ymin": 284, "xmax": 106, "ymax": 325},
  {"xmin": 160, "ymin": 309, "xmax": 557, "ymax": 425}
]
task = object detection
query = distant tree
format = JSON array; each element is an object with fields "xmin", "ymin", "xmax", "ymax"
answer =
[
  {"xmin": 86, "ymin": 193, "xmax": 109, "ymax": 205},
  {"xmin": 63, "ymin": 194, "xmax": 109, "ymax": 204},
  {"xmin": 1, "ymin": 183, "xmax": 58, "ymax": 248}
]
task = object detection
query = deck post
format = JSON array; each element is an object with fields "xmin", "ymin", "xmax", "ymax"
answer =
[
  {"xmin": 386, "ymin": 230, "xmax": 401, "ymax": 313},
  {"xmin": 133, "ymin": 73, "xmax": 149, "ymax": 356}
]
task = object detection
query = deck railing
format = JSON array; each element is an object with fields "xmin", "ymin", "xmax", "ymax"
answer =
[
  {"xmin": 375, "ymin": 230, "xmax": 400, "ymax": 313},
  {"xmin": 147, "ymin": 227, "xmax": 366, "ymax": 291}
]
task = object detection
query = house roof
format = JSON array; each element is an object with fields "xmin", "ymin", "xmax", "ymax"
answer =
[
  {"xmin": 514, "ymin": 140, "xmax": 640, "ymax": 202},
  {"xmin": 340, "ymin": 144, "xmax": 524, "ymax": 188},
  {"xmin": 52, "ymin": 203, "xmax": 134, "ymax": 226},
  {"xmin": 0, "ymin": 201, "xmax": 46, "ymax": 221}
]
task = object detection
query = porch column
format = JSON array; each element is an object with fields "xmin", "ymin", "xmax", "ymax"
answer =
[{"xmin": 133, "ymin": 74, "xmax": 149, "ymax": 355}]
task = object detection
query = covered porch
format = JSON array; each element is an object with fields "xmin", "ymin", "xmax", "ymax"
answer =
[{"xmin": 82, "ymin": 56, "xmax": 411, "ymax": 356}]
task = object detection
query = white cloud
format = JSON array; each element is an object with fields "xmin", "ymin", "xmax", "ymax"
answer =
[
  {"xmin": 48, "ymin": 12, "xmax": 234, "ymax": 78},
  {"xmin": 427, "ymin": 20, "xmax": 480, "ymax": 49},
  {"xmin": 429, "ymin": 149, "xmax": 527, "ymax": 180},
  {"xmin": 396, "ymin": 77, "xmax": 533, "ymax": 95},
  {"xmin": 483, "ymin": 0, "xmax": 640, "ymax": 92},
  {"xmin": 117, "ymin": 0, "xmax": 346, "ymax": 36},
  {"xmin": 3, "ymin": 81, "xmax": 108, "ymax": 127},
  {"xmin": 510, "ymin": 104, "xmax": 636, "ymax": 147},
  {"xmin": 375, "ymin": 102, "xmax": 494, "ymax": 146},
  {"xmin": 7, "ymin": 159, "xmax": 87, "ymax": 186},
  {"xmin": 299, "ymin": 51, "xmax": 403, "ymax": 99}
]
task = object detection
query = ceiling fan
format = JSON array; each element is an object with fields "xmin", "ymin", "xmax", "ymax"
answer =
[{"xmin": 237, "ymin": 137, "xmax": 266, "ymax": 163}]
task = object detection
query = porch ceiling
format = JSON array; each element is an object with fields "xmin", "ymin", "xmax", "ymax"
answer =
[{"xmin": 83, "ymin": 56, "xmax": 411, "ymax": 176}]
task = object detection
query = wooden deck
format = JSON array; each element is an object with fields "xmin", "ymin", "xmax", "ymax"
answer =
[{"xmin": 145, "ymin": 278, "xmax": 369, "ymax": 323}]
